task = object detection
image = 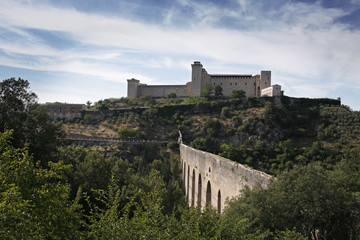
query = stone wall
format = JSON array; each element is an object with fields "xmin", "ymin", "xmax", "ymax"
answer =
[
  {"xmin": 138, "ymin": 83, "xmax": 191, "ymax": 98},
  {"xmin": 210, "ymin": 75, "xmax": 258, "ymax": 96},
  {"xmin": 46, "ymin": 102, "xmax": 85, "ymax": 121},
  {"xmin": 180, "ymin": 143, "xmax": 273, "ymax": 213}
]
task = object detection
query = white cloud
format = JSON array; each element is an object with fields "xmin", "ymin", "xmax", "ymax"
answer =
[{"xmin": 0, "ymin": 0, "xmax": 360, "ymax": 109}]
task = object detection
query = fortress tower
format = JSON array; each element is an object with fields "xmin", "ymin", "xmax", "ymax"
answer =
[
  {"xmin": 191, "ymin": 61, "xmax": 203, "ymax": 97},
  {"xmin": 260, "ymin": 71, "xmax": 271, "ymax": 92},
  {"xmin": 127, "ymin": 78, "xmax": 140, "ymax": 98}
]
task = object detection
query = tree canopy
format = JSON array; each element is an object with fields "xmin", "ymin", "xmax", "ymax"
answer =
[
  {"xmin": 200, "ymin": 83, "xmax": 213, "ymax": 98},
  {"xmin": 224, "ymin": 163, "xmax": 360, "ymax": 239},
  {"xmin": 0, "ymin": 78, "xmax": 64, "ymax": 166},
  {"xmin": 0, "ymin": 130, "xmax": 82, "ymax": 239}
]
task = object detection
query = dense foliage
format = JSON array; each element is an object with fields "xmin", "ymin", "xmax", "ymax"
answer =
[
  {"xmin": 0, "ymin": 130, "xmax": 83, "ymax": 239},
  {"xmin": 0, "ymin": 78, "xmax": 63, "ymax": 166},
  {"xmin": 226, "ymin": 162, "xmax": 360, "ymax": 239}
]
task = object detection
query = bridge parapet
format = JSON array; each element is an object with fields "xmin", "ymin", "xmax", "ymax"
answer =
[{"xmin": 64, "ymin": 135, "xmax": 165, "ymax": 145}]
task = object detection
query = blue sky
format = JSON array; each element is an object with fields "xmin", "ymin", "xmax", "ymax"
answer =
[{"xmin": 1, "ymin": 0, "xmax": 360, "ymax": 110}]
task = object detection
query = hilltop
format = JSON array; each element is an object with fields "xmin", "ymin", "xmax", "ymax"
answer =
[{"xmin": 62, "ymin": 94, "xmax": 360, "ymax": 175}]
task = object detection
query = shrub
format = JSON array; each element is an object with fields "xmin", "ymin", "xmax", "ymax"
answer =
[
  {"xmin": 118, "ymin": 127, "xmax": 138, "ymax": 138},
  {"xmin": 167, "ymin": 92, "xmax": 177, "ymax": 98},
  {"xmin": 84, "ymin": 114, "xmax": 92, "ymax": 124},
  {"xmin": 230, "ymin": 90, "xmax": 246, "ymax": 99},
  {"xmin": 221, "ymin": 107, "xmax": 231, "ymax": 118}
]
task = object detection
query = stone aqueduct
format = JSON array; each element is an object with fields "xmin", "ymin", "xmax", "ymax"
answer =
[{"xmin": 180, "ymin": 138, "xmax": 273, "ymax": 213}]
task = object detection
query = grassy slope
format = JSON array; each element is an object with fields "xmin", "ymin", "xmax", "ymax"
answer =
[{"xmin": 63, "ymin": 97, "xmax": 360, "ymax": 175}]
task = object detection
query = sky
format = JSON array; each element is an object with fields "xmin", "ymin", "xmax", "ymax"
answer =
[{"xmin": 0, "ymin": 0, "xmax": 360, "ymax": 110}]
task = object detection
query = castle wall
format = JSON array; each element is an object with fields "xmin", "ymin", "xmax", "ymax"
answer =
[
  {"xmin": 138, "ymin": 84, "xmax": 190, "ymax": 98},
  {"xmin": 210, "ymin": 76, "xmax": 257, "ymax": 97},
  {"xmin": 127, "ymin": 61, "xmax": 277, "ymax": 99},
  {"xmin": 180, "ymin": 143, "xmax": 273, "ymax": 213},
  {"xmin": 194, "ymin": 62, "xmax": 270, "ymax": 97}
]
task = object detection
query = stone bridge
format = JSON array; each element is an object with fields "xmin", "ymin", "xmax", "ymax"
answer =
[
  {"xmin": 180, "ymin": 139, "xmax": 273, "ymax": 213},
  {"xmin": 64, "ymin": 135, "xmax": 166, "ymax": 145}
]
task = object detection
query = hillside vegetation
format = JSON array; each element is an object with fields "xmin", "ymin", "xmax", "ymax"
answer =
[
  {"xmin": 65, "ymin": 94, "xmax": 358, "ymax": 175},
  {"xmin": 1, "ymin": 79, "xmax": 360, "ymax": 239}
]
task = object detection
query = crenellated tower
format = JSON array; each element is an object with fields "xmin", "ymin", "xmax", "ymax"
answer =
[
  {"xmin": 127, "ymin": 78, "xmax": 140, "ymax": 98},
  {"xmin": 191, "ymin": 61, "xmax": 203, "ymax": 96}
]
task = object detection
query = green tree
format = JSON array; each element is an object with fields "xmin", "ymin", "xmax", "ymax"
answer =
[
  {"xmin": 118, "ymin": 127, "xmax": 139, "ymax": 138},
  {"xmin": 214, "ymin": 85, "xmax": 223, "ymax": 97},
  {"xmin": 140, "ymin": 94, "xmax": 156, "ymax": 106},
  {"xmin": 86, "ymin": 100, "xmax": 92, "ymax": 109},
  {"xmin": 201, "ymin": 83, "xmax": 213, "ymax": 98},
  {"xmin": 0, "ymin": 130, "xmax": 83, "ymax": 239},
  {"xmin": 84, "ymin": 113, "xmax": 92, "ymax": 124},
  {"xmin": 95, "ymin": 99, "xmax": 110, "ymax": 110},
  {"xmin": 230, "ymin": 89, "xmax": 246, "ymax": 99},
  {"xmin": 220, "ymin": 143, "xmax": 240, "ymax": 160},
  {"xmin": 221, "ymin": 106, "xmax": 231, "ymax": 118},
  {"xmin": 0, "ymin": 78, "xmax": 37, "ymax": 146},
  {"xmin": 143, "ymin": 107, "xmax": 158, "ymax": 121},
  {"xmin": 274, "ymin": 229, "xmax": 307, "ymax": 240},
  {"xmin": 225, "ymin": 163, "xmax": 359, "ymax": 239},
  {"xmin": 88, "ymin": 170, "xmax": 169, "ymax": 239},
  {"xmin": 0, "ymin": 79, "xmax": 64, "ymax": 167},
  {"xmin": 319, "ymin": 125, "xmax": 339, "ymax": 141},
  {"xmin": 332, "ymin": 147, "xmax": 360, "ymax": 196},
  {"xmin": 204, "ymin": 118, "xmax": 221, "ymax": 137},
  {"xmin": 167, "ymin": 92, "xmax": 177, "ymax": 98},
  {"xmin": 78, "ymin": 152, "xmax": 116, "ymax": 194},
  {"xmin": 24, "ymin": 105, "xmax": 64, "ymax": 166},
  {"xmin": 264, "ymin": 102, "xmax": 277, "ymax": 126}
]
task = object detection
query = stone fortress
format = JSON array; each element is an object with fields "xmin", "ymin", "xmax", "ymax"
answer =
[
  {"xmin": 127, "ymin": 61, "xmax": 282, "ymax": 98},
  {"xmin": 46, "ymin": 102, "xmax": 85, "ymax": 121}
]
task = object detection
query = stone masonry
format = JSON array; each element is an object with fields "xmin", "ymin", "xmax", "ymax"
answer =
[{"xmin": 180, "ymin": 143, "xmax": 273, "ymax": 213}]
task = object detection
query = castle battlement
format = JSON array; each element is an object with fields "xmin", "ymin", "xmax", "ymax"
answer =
[{"xmin": 127, "ymin": 61, "xmax": 281, "ymax": 98}]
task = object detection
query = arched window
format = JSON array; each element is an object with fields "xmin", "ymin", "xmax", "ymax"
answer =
[
  {"xmin": 217, "ymin": 190, "xmax": 221, "ymax": 214},
  {"xmin": 197, "ymin": 173, "xmax": 202, "ymax": 207},
  {"xmin": 187, "ymin": 166, "xmax": 190, "ymax": 202},
  {"xmin": 191, "ymin": 169, "xmax": 195, "ymax": 207},
  {"xmin": 206, "ymin": 181, "xmax": 211, "ymax": 205},
  {"xmin": 183, "ymin": 162, "xmax": 186, "ymax": 189}
]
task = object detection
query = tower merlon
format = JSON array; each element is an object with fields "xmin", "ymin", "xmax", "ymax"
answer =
[
  {"xmin": 127, "ymin": 78, "xmax": 140, "ymax": 83},
  {"xmin": 192, "ymin": 61, "xmax": 203, "ymax": 66}
]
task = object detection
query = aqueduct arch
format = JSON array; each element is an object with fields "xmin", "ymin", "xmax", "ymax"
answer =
[
  {"xmin": 197, "ymin": 174, "xmax": 202, "ymax": 207},
  {"xmin": 181, "ymin": 142, "xmax": 272, "ymax": 213},
  {"xmin": 217, "ymin": 190, "xmax": 221, "ymax": 214},
  {"xmin": 191, "ymin": 169, "xmax": 195, "ymax": 207},
  {"xmin": 187, "ymin": 165, "xmax": 190, "ymax": 202},
  {"xmin": 206, "ymin": 181, "xmax": 211, "ymax": 205}
]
